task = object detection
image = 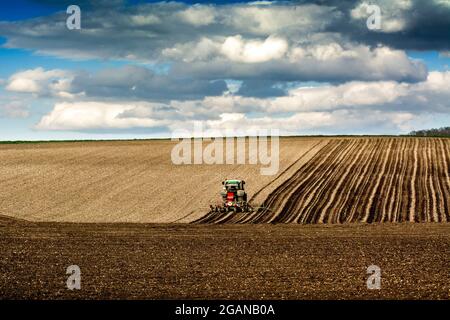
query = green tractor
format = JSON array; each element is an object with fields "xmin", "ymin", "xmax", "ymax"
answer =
[{"xmin": 210, "ymin": 179, "xmax": 253, "ymax": 213}]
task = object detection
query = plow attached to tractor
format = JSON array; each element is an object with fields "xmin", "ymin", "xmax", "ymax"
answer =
[{"xmin": 209, "ymin": 179, "xmax": 254, "ymax": 214}]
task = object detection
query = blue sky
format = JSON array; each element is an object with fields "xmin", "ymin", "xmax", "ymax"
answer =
[
  {"xmin": 0, "ymin": 0, "xmax": 449, "ymax": 140},
  {"xmin": 0, "ymin": 1, "xmax": 58, "ymax": 21},
  {"xmin": 0, "ymin": 0, "xmax": 263, "ymax": 21}
]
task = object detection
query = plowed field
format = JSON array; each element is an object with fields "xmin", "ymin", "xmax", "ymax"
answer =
[
  {"xmin": 0, "ymin": 216, "xmax": 448, "ymax": 299},
  {"xmin": 198, "ymin": 138, "xmax": 450, "ymax": 224},
  {"xmin": 0, "ymin": 138, "xmax": 325, "ymax": 223}
]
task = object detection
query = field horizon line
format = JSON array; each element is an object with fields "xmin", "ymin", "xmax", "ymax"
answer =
[{"xmin": 1, "ymin": 134, "xmax": 449, "ymax": 145}]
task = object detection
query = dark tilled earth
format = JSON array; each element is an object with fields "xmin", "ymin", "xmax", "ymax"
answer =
[{"xmin": 0, "ymin": 215, "xmax": 448, "ymax": 300}]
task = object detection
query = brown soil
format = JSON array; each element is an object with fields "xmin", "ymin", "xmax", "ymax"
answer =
[
  {"xmin": 0, "ymin": 216, "xmax": 448, "ymax": 300},
  {"xmin": 199, "ymin": 138, "xmax": 450, "ymax": 223},
  {"xmin": 0, "ymin": 138, "xmax": 324, "ymax": 223}
]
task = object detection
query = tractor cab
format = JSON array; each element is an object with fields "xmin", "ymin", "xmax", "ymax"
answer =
[
  {"xmin": 211, "ymin": 179, "xmax": 251, "ymax": 213},
  {"xmin": 223, "ymin": 179, "xmax": 245, "ymax": 192}
]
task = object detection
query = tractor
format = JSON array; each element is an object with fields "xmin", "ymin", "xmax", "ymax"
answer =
[{"xmin": 209, "ymin": 179, "xmax": 253, "ymax": 213}]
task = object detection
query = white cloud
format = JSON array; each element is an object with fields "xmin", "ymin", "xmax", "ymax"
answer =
[
  {"xmin": 248, "ymin": 1, "xmax": 274, "ymax": 5},
  {"xmin": 5, "ymin": 68, "xmax": 75, "ymax": 97},
  {"xmin": 270, "ymin": 80, "xmax": 409, "ymax": 112},
  {"xmin": 36, "ymin": 71, "xmax": 450, "ymax": 134},
  {"xmin": 434, "ymin": 0, "xmax": 450, "ymax": 7},
  {"xmin": 0, "ymin": 0, "xmax": 448, "ymax": 67},
  {"xmin": 162, "ymin": 37, "xmax": 221, "ymax": 63},
  {"xmin": 177, "ymin": 5, "xmax": 217, "ymax": 26},
  {"xmin": 198, "ymin": 71, "xmax": 449, "ymax": 114},
  {"xmin": 414, "ymin": 71, "xmax": 450, "ymax": 91},
  {"xmin": 4, "ymin": 66, "xmax": 226, "ymax": 101},
  {"xmin": 162, "ymin": 110, "xmax": 417, "ymax": 135},
  {"xmin": 288, "ymin": 43, "xmax": 357, "ymax": 61},
  {"xmin": 0, "ymin": 2, "xmax": 339, "ymax": 63},
  {"xmin": 160, "ymin": 34, "xmax": 427, "ymax": 83},
  {"xmin": 223, "ymin": 4, "xmax": 336, "ymax": 35},
  {"xmin": 162, "ymin": 35, "xmax": 290, "ymax": 64},
  {"xmin": 36, "ymin": 101, "xmax": 165, "ymax": 131},
  {"xmin": 130, "ymin": 14, "xmax": 160, "ymax": 26},
  {"xmin": 169, "ymin": 41, "xmax": 426, "ymax": 83},
  {"xmin": 6, "ymin": 77, "xmax": 40, "ymax": 93},
  {"xmin": 351, "ymin": 0, "xmax": 413, "ymax": 33},
  {"xmin": 0, "ymin": 2, "xmax": 433, "ymax": 85},
  {"xmin": 221, "ymin": 35, "xmax": 288, "ymax": 63}
]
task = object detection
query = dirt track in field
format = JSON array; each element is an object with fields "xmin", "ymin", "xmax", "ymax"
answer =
[
  {"xmin": 0, "ymin": 215, "xmax": 448, "ymax": 300},
  {"xmin": 0, "ymin": 138, "xmax": 325, "ymax": 223},
  {"xmin": 198, "ymin": 138, "xmax": 450, "ymax": 224}
]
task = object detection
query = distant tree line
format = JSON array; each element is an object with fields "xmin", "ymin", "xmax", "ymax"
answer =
[{"xmin": 408, "ymin": 127, "xmax": 450, "ymax": 137}]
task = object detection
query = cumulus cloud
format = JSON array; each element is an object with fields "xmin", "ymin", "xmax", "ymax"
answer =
[
  {"xmin": 35, "ymin": 71, "xmax": 450, "ymax": 134},
  {"xmin": 0, "ymin": 1, "xmax": 436, "ymax": 87},
  {"xmin": 203, "ymin": 71, "xmax": 450, "ymax": 114},
  {"xmin": 221, "ymin": 3, "xmax": 337, "ymax": 35},
  {"xmin": 1, "ymin": 1, "xmax": 448, "ymax": 59},
  {"xmin": 4, "ymin": 66, "xmax": 228, "ymax": 101},
  {"xmin": 71, "ymin": 65, "xmax": 227, "ymax": 101},
  {"xmin": 221, "ymin": 35, "xmax": 288, "ymax": 63},
  {"xmin": 0, "ymin": 2, "xmax": 335, "ymax": 62},
  {"xmin": 177, "ymin": 5, "xmax": 217, "ymax": 26},
  {"xmin": 35, "ymin": 101, "xmax": 418, "ymax": 135},
  {"xmin": 346, "ymin": 0, "xmax": 450, "ymax": 51},
  {"xmin": 350, "ymin": 0, "xmax": 413, "ymax": 32},
  {"xmin": 36, "ymin": 101, "xmax": 167, "ymax": 131},
  {"xmin": 170, "ymin": 42, "xmax": 427, "ymax": 83},
  {"xmin": 199, "ymin": 110, "xmax": 417, "ymax": 135},
  {"xmin": 1, "ymin": 1, "xmax": 449, "ymax": 136},
  {"xmin": 5, "ymin": 67, "xmax": 77, "ymax": 98}
]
